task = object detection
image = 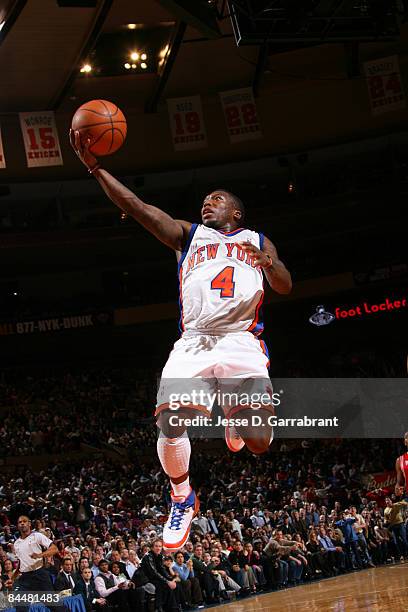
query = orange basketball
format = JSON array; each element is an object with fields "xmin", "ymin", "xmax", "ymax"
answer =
[{"xmin": 71, "ymin": 99, "xmax": 127, "ymax": 156}]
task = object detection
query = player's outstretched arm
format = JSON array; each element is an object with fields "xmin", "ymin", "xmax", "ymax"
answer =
[
  {"xmin": 239, "ymin": 236, "xmax": 292, "ymax": 294},
  {"xmin": 70, "ymin": 130, "xmax": 191, "ymax": 252},
  {"xmin": 395, "ymin": 457, "xmax": 405, "ymax": 494}
]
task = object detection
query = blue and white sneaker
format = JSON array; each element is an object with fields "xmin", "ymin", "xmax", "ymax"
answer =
[{"xmin": 163, "ymin": 488, "xmax": 199, "ymax": 552}]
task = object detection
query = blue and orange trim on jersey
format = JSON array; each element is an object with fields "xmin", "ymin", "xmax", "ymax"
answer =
[
  {"xmin": 247, "ymin": 290, "xmax": 264, "ymax": 336},
  {"xmin": 259, "ymin": 338, "xmax": 270, "ymax": 368},
  {"xmin": 247, "ymin": 230, "xmax": 265, "ymax": 336},
  {"xmin": 217, "ymin": 227, "xmax": 246, "ymax": 237},
  {"xmin": 178, "ymin": 223, "xmax": 198, "ymax": 332}
]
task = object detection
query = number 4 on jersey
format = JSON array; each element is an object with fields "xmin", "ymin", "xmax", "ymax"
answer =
[{"xmin": 211, "ymin": 266, "xmax": 235, "ymax": 298}]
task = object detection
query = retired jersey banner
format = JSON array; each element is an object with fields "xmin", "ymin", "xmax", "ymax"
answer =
[
  {"xmin": 364, "ymin": 55, "xmax": 405, "ymax": 116},
  {"xmin": 220, "ymin": 87, "xmax": 262, "ymax": 143},
  {"xmin": 19, "ymin": 111, "xmax": 63, "ymax": 167},
  {"xmin": 0, "ymin": 125, "xmax": 6, "ymax": 169},
  {"xmin": 167, "ymin": 95, "xmax": 207, "ymax": 151}
]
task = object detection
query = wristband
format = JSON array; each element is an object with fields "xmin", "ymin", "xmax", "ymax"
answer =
[{"xmin": 88, "ymin": 163, "xmax": 101, "ymax": 175}]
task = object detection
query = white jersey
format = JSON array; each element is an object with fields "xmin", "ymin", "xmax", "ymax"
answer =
[
  {"xmin": 178, "ymin": 224, "xmax": 265, "ymax": 334},
  {"xmin": 14, "ymin": 531, "xmax": 52, "ymax": 573}
]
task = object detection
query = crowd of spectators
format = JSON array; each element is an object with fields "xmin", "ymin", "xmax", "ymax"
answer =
[
  {"xmin": 0, "ymin": 369, "xmax": 157, "ymax": 456},
  {"xmin": 0, "ymin": 437, "xmax": 407, "ymax": 611},
  {"xmin": 0, "ymin": 351, "xmax": 404, "ymax": 458}
]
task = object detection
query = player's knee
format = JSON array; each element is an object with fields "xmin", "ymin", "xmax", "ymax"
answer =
[
  {"xmin": 235, "ymin": 407, "xmax": 273, "ymax": 455},
  {"xmin": 156, "ymin": 408, "xmax": 201, "ymax": 437},
  {"xmin": 244, "ymin": 437, "xmax": 271, "ymax": 455}
]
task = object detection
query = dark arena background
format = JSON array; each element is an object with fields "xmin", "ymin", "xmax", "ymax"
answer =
[{"xmin": 0, "ymin": 1, "xmax": 407, "ymax": 611}]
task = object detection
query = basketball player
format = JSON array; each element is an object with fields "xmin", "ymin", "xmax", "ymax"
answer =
[
  {"xmin": 395, "ymin": 431, "xmax": 408, "ymax": 496},
  {"xmin": 70, "ymin": 131, "xmax": 292, "ymax": 551}
]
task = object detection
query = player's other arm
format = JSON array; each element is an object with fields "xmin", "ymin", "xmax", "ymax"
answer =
[
  {"xmin": 30, "ymin": 542, "xmax": 58, "ymax": 560},
  {"xmin": 70, "ymin": 130, "xmax": 191, "ymax": 251},
  {"xmin": 395, "ymin": 457, "xmax": 405, "ymax": 495},
  {"xmin": 240, "ymin": 236, "xmax": 292, "ymax": 294}
]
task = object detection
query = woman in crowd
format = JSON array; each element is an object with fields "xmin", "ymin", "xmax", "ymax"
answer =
[
  {"xmin": 243, "ymin": 542, "xmax": 267, "ymax": 589},
  {"xmin": 306, "ymin": 530, "xmax": 332, "ymax": 578},
  {"xmin": 1, "ymin": 559, "xmax": 18, "ymax": 593}
]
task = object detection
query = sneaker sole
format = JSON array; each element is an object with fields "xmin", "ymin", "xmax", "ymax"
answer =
[{"xmin": 225, "ymin": 423, "xmax": 245, "ymax": 452}]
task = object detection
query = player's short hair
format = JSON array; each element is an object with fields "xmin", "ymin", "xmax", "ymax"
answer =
[
  {"xmin": 17, "ymin": 515, "xmax": 31, "ymax": 523},
  {"xmin": 216, "ymin": 189, "xmax": 246, "ymax": 224}
]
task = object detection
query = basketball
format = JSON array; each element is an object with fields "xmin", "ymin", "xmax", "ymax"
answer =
[{"xmin": 71, "ymin": 99, "xmax": 127, "ymax": 156}]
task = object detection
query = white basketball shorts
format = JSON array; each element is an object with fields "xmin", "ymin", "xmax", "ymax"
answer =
[{"xmin": 155, "ymin": 331, "xmax": 274, "ymax": 418}]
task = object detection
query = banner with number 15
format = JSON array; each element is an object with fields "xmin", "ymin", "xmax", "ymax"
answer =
[{"xmin": 19, "ymin": 111, "xmax": 63, "ymax": 167}]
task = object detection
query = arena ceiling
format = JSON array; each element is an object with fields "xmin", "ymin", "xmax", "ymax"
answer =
[
  {"xmin": 0, "ymin": 0, "xmax": 406, "ymax": 114},
  {"xmin": 0, "ymin": 1, "xmax": 406, "ymax": 279}
]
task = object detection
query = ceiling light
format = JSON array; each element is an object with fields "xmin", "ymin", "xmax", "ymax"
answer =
[
  {"xmin": 80, "ymin": 64, "xmax": 92, "ymax": 73},
  {"xmin": 131, "ymin": 63, "xmax": 137, "ymax": 69},
  {"xmin": 159, "ymin": 45, "xmax": 169, "ymax": 59},
  {"xmin": 141, "ymin": 53, "xmax": 147, "ymax": 60},
  {"xmin": 141, "ymin": 62, "xmax": 147, "ymax": 69},
  {"xmin": 127, "ymin": 23, "xmax": 136, "ymax": 30},
  {"xmin": 124, "ymin": 63, "xmax": 131, "ymax": 69},
  {"xmin": 130, "ymin": 51, "xmax": 139, "ymax": 61}
]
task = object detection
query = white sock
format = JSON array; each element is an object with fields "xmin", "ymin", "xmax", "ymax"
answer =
[
  {"xmin": 157, "ymin": 431, "xmax": 191, "ymax": 498},
  {"xmin": 172, "ymin": 474, "xmax": 191, "ymax": 499}
]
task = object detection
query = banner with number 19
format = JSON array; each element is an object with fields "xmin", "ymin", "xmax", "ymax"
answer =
[
  {"xmin": 19, "ymin": 111, "xmax": 63, "ymax": 167},
  {"xmin": 167, "ymin": 95, "xmax": 207, "ymax": 152}
]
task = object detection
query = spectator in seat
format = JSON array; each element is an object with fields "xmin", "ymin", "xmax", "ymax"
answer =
[
  {"xmin": 191, "ymin": 542, "xmax": 221, "ymax": 604},
  {"xmin": 206, "ymin": 510, "xmax": 219, "ymax": 536},
  {"xmin": 384, "ymin": 497, "xmax": 408, "ymax": 560},
  {"xmin": 110, "ymin": 560, "xmax": 145, "ymax": 611},
  {"xmin": 228, "ymin": 540, "xmax": 257, "ymax": 593},
  {"xmin": 243, "ymin": 542, "xmax": 266, "ymax": 589},
  {"xmin": 90, "ymin": 552, "xmax": 103, "ymax": 579},
  {"xmin": 335, "ymin": 511, "xmax": 363, "ymax": 570},
  {"xmin": 202, "ymin": 552, "xmax": 230, "ymax": 602},
  {"xmin": 208, "ymin": 554, "xmax": 241, "ymax": 595},
  {"xmin": 140, "ymin": 539, "xmax": 178, "ymax": 612},
  {"xmin": 317, "ymin": 525, "xmax": 346, "ymax": 574},
  {"xmin": 74, "ymin": 557, "xmax": 90, "ymax": 582},
  {"xmin": 306, "ymin": 530, "xmax": 331, "ymax": 578},
  {"xmin": 94, "ymin": 559, "xmax": 130, "ymax": 612},
  {"xmin": 119, "ymin": 549, "xmax": 136, "ymax": 579},
  {"xmin": 273, "ymin": 531, "xmax": 303, "ymax": 586},
  {"xmin": 192, "ymin": 511, "xmax": 210, "ymax": 536},
  {"xmin": 54, "ymin": 557, "xmax": 77, "ymax": 592},
  {"xmin": 172, "ymin": 551, "xmax": 204, "ymax": 608},
  {"xmin": 74, "ymin": 567, "xmax": 108, "ymax": 611},
  {"xmin": 163, "ymin": 555, "xmax": 190, "ymax": 610}
]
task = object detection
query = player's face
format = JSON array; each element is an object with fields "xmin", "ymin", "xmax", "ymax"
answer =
[
  {"xmin": 17, "ymin": 516, "xmax": 30, "ymax": 534},
  {"xmin": 404, "ymin": 432, "xmax": 408, "ymax": 447},
  {"xmin": 201, "ymin": 191, "xmax": 240, "ymax": 229}
]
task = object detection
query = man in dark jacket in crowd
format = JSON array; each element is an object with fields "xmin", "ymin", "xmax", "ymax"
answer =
[
  {"xmin": 190, "ymin": 542, "xmax": 222, "ymax": 603},
  {"xmin": 74, "ymin": 567, "xmax": 110, "ymax": 611},
  {"xmin": 141, "ymin": 539, "xmax": 178, "ymax": 612},
  {"xmin": 54, "ymin": 557, "xmax": 77, "ymax": 592}
]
